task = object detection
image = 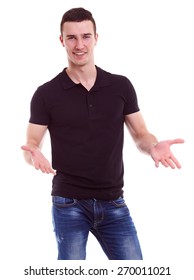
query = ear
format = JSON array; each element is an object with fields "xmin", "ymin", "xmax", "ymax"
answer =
[
  {"xmin": 94, "ymin": 33, "xmax": 98, "ymax": 46},
  {"xmin": 59, "ymin": 35, "xmax": 64, "ymax": 46}
]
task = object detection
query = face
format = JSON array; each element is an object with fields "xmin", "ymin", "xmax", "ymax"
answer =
[{"xmin": 60, "ymin": 20, "xmax": 98, "ymax": 67}]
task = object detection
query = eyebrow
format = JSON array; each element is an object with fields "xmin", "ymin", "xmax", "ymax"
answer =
[{"xmin": 66, "ymin": 33, "xmax": 93, "ymax": 38}]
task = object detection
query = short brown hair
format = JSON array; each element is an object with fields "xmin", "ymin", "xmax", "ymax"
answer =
[{"xmin": 60, "ymin": 7, "xmax": 97, "ymax": 35}]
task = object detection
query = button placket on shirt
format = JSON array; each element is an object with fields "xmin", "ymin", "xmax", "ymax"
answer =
[{"xmin": 86, "ymin": 91, "xmax": 97, "ymax": 119}]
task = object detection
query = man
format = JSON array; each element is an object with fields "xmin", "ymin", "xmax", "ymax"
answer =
[{"xmin": 21, "ymin": 7, "xmax": 184, "ymax": 260}]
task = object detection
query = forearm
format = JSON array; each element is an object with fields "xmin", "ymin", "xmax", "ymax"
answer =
[{"xmin": 135, "ymin": 133, "xmax": 158, "ymax": 155}]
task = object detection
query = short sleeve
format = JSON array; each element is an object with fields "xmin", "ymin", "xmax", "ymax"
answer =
[
  {"xmin": 123, "ymin": 78, "xmax": 140, "ymax": 115},
  {"xmin": 29, "ymin": 87, "xmax": 50, "ymax": 125}
]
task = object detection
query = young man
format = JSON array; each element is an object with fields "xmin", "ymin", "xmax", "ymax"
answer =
[{"xmin": 21, "ymin": 7, "xmax": 184, "ymax": 260}]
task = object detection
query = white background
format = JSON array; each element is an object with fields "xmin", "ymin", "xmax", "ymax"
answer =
[{"xmin": 0, "ymin": 0, "xmax": 193, "ymax": 278}]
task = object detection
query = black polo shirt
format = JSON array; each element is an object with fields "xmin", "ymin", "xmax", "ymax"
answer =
[{"xmin": 29, "ymin": 66, "xmax": 140, "ymax": 200}]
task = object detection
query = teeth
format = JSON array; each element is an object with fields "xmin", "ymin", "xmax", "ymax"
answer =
[{"xmin": 75, "ymin": 52, "xmax": 84, "ymax": 55}]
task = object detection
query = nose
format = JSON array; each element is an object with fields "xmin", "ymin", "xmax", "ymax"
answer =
[{"xmin": 75, "ymin": 38, "xmax": 84, "ymax": 49}]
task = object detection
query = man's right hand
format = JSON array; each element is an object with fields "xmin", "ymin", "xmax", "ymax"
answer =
[{"xmin": 21, "ymin": 145, "xmax": 56, "ymax": 175}]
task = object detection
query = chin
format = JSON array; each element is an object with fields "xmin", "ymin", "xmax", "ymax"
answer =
[{"xmin": 74, "ymin": 60, "xmax": 88, "ymax": 67}]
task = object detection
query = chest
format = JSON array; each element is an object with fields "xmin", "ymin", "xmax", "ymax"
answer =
[{"xmin": 47, "ymin": 87, "xmax": 125, "ymax": 128}]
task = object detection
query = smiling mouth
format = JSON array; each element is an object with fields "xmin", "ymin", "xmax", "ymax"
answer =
[{"xmin": 73, "ymin": 52, "xmax": 86, "ymax": 56}]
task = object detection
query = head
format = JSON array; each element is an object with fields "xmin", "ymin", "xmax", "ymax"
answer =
[
  {"xmin": 60, "ymin": 7, "xmax": 97, "ymax": 36},
  {"xmin": 59, "ymin": 7, "xmax": 98, "ymax": 67}
]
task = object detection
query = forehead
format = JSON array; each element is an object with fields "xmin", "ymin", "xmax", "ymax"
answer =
[{"xmin": 61, "ymin": 20, "xmax": 94, "ymax": 35}]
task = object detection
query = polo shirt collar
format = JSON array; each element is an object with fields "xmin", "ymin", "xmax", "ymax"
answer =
[
  {"xmin": 93, "ymin": 66, "xmax": 110, "ymax": 90},
  {"xmin": 59, "ymin": 66, "xmax": 110, "ymax": 90}
]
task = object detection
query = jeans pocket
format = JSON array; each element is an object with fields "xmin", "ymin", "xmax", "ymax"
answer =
[
  {"xmin": 110, "ymin": 196, "xmax": 126, "ymax": 207},
  {"xmin": 52, "ymin": 196, "xmax": 76, "ymax": 208}
]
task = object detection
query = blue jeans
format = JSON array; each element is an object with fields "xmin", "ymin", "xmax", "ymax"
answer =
[{"xmin": 52, "ymin": 196, "xmax": 143, "ymax": 260}]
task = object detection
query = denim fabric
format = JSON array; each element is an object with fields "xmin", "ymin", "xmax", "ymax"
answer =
[{"xmin": 52, "ymin": 196, "xmax": 143, "ymax": 260}]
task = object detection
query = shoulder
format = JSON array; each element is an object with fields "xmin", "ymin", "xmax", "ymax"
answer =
[
  {"xmin": 96, "ymin": 66, "xmax": 134, "ymax": 87},
  {"xmin": 36, "ymin": 71, "xmax": 63, "ymax": 93},
  {"xmin": 31, "ymin": 70, "xmax": 66, "ymax": 103}
]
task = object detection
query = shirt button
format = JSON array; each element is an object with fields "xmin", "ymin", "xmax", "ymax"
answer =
[{"xmin": 89, "ymin": 104, "xmax": 93, "ymax": 108}]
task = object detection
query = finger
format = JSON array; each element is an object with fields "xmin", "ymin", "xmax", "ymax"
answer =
[
  {"xmin": 44, "ymin": 166, "xmax": 55, "ymax": 174},
  {"xmin": 169, "ymin": 155, "xmax": 182, "ymax": 169},
  {"xmin": 161, "ymin": 156, "xmax": 181, "ymax": 169},
  {"xmin": 38, "ymin": 164, "xmax": 56, "ymax": 175},
  {"xmin": 154, "ymin": 159, "xmax": 159, "ymax": 168},
  {"xmin": 170, "ymin": 138, "xmax": 185, "ymax": 145},
  {"xmin": 50, "ymin": 169, "xmax": 56, "ymax": 175},
  {"xmin": 164, "ymin": 158, "xmax": 176, "ymax": 169},
  {"xmin": 160, "ymin": 159, "xmax": 170, "ymax": 168},
  {"xmin": 33, "ymin": 161, "xmax": 41, "ymax": 171},
  {"xmin": 42, "ymin": 168, "xmax": 56, "ymax": 175},
  {"xmin": 42, "ymin": 161, "xmax": 56, "ymax": 174},
  {"xmin": 37, "ymin": 164, "xmax": 49, "ymax": 173},
  {"xmin": 21, "ymin": 145, "xmax": 32, "ymax": 152},
  {"xmin": 35, "ymin": 164, "xmax": 47, "ymax": 173}
]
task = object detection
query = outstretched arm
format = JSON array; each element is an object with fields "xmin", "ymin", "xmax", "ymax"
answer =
[
  {"xmin": 21, "ymin": 123, "xmax": 56, "ymax": 175},
  {"xmin": 125, "ymin": 112, "xmax": 184, "ymax": 169}
]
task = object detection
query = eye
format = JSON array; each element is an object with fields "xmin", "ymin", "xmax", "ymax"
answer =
[
  {"xmin": 67, "ymin": 36, "xmax": 76, "ymax": 40},
  {"xmin": 83, "ymin": 34, "xmax": 91, "ymax": 39}
]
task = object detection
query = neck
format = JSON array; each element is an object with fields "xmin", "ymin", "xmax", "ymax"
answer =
[{"xmin": 66, "ymin": 64, "xmax": 97, "ymax": 91}]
